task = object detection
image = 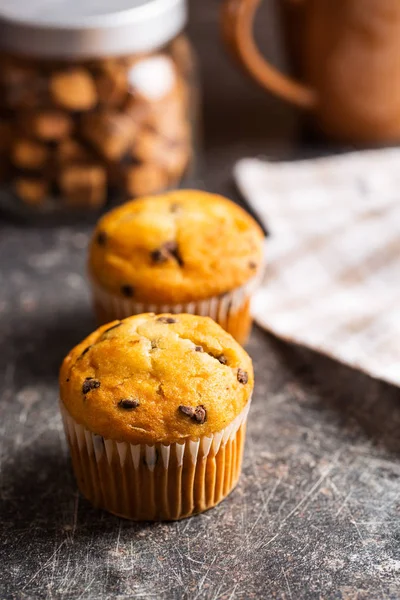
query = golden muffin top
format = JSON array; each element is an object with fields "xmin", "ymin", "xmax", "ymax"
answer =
[
  {"xmin": 59, "ymin": 313, "xmax": 253, "ymax": 445},
  {"xmin": 88, "ymin": 190, "xmax": 264, "ymax": 303}
]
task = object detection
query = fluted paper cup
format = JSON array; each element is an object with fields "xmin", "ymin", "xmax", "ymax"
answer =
[
  {"xmin": 90, "ymin": 273, "xmax": 262, "ymax": 345},
  {"xmin": 60, "ymin": 399, "xmax": 251, "ymax": 521}
]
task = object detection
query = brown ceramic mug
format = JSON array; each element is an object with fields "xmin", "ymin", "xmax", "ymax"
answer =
[{"xmin": 222, "ymin": 0, "xmax": 400, "ymax": 144}]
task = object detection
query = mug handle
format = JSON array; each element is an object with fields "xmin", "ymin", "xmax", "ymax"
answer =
[{"xmin": 221, "ymin": 0, "xmax": 317, "ymax": 109}]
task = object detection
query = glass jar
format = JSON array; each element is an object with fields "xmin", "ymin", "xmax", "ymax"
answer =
[{"xmin": 0, "ymin": 0, "xmax": 198, "ymax": 220}]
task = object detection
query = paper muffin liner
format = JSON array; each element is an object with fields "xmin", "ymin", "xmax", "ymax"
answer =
[
  {"xmin": 90, "ymin": 273, "xmax": 262, "ymax": 345},
  {"xmin": 60, "ymin": 399, "xmax": 251, "ymax": 521}
]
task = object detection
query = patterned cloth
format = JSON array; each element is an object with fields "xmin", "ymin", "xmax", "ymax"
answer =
[{"xmin": 235, "ymin": 149, "xmax": 400, "ymax": 386}]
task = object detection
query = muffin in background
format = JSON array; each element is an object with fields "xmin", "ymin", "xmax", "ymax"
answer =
[
  {"xmin": 88, "ymin": 189, "xmax": 264, "ymax": 345},
  {"xmin": 59, "ymin": 313, "xmax": 254, "ymax": 521}
]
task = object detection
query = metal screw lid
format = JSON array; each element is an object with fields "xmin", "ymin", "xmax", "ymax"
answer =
[{"xmin": 0, "ymin": 0, "xmax": 187, "ymax": 59}]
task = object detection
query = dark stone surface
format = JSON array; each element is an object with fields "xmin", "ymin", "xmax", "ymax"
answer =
[{"xmin": 1, "ymin": 1, "xmax": 400, "ymax": 598}]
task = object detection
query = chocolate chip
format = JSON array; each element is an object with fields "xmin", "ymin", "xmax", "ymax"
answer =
[
  {"xmin": 82, "ymin": 377, "xmax": 101, "ymax": 394},
  {"xmin": 151, "ymin": 241, "xmax": 184, "ymax": 266},
  {"xmin": 80, "ymin": 345, "xmax": 92, "ymax": 358},
  {"xmin": 97, "ymin": 231, "xmax": 107, "ymax": 246},
  {"xmin": 156, "ymin": 316, "xmax": 177, "ymax": 324},
  {"xmin": 237, "ymin": 369, "xmax": 249, "ymax": 384},
  {"xmin": 179, "ymin": 404, "xmax": 207, "ymax": 424},
  {"xmin": 168, "ymin": 243, "xmax": 184, "ymax": 267},
  {"xmin": 179, "ymin": 405, "xmax": 195, "ymax": 418},
  {"xmin": 118, "ymin": 399, "xmax": 139, "ymax": 410},
  {"xmin": 207, "ymin": 352, "xmax": 228, "ymax": 364},
  {"xmin": 195, "ymin": 345, "xmax": 203, "ymax": 352},
  {"xmin": 151, "ymin": 248, "xmax": 168, "ymax": 264},
  {"xmin": 194, "ymin": 405, "xmax": 207, "ymax": 423},
  {"xmin": 121, "ymin": 284, "xmax": 134, "ymax": 297},
  {"xmin": 66, "ymin": 378, "xmax": 70, "ymax": 382},
  {"xmin": 103, "ymin": 322, "xmax": 122, "ymax": 334},
  {"xmin": 208, "ymin": 352, "xmax": 228, "ymax": 365},
  {"xmin": 249, "ymin": 261, "xmax": 257, "ymax": 269}
]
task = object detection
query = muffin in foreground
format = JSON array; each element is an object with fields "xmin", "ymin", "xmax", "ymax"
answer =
[
  {"xmin": 59, "ymin": 313, "xmax": 254, "ymax": 520},
  {"xmin": 88, "ymin": 189, "xmax": 264, "ymax": 345}
]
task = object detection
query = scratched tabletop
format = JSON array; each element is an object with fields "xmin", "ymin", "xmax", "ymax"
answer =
[{"xmin": 1, "ymin": 1, "xmax": 400, "ymax": 599}]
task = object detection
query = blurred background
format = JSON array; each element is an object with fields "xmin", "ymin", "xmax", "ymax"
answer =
[{"xmin": 0, "ymin": 0, "xmax": 297, "ymax": 221}]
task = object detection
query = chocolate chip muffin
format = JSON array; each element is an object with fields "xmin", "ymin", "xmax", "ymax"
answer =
[
  {"xmin": 88, "ymin": 189, "xmax": 265, "ymax": 344},
  {"xmin": 59, "ymin": 313, "xmax": 254, "ymax": 521}
]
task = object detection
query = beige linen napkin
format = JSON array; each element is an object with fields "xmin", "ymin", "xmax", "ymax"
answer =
[{"xmin": 235, "ymin": 149, "xmax": 400, "ymax": 386}]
